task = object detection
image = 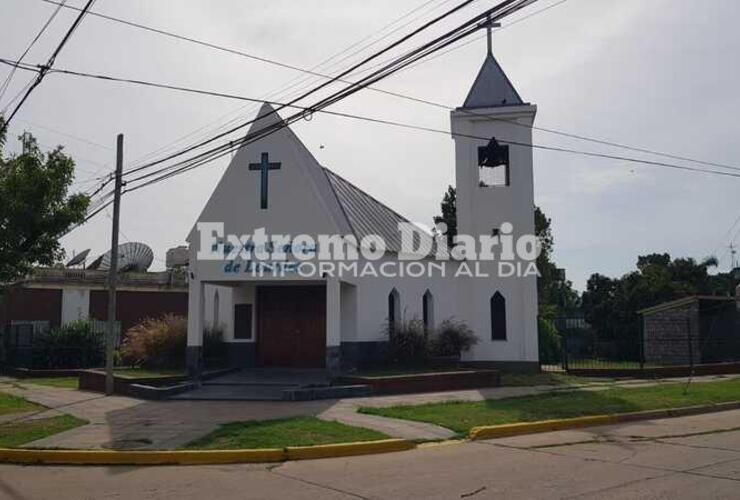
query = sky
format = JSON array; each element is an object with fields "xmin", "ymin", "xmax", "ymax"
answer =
[{"xmin": 1, "ymin": 0, "xmax": 738, "ymax": 291}]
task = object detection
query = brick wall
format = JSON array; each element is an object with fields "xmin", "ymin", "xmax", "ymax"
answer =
[
  {"xmin": 89, "ymin": 290, "xmax": 188, "ymax": 335},
  {"xmin": 3, "ymin": 288, "xmax": 63, "ymax": 328},
  {"xmin": 643, "ymin": 302, "xmax": 702, "ymax": 365}
]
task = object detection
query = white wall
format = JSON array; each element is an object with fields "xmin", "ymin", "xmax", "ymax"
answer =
[{"xmin": 61, "ymin": 288, "xmax": 90, "ymax": 325}]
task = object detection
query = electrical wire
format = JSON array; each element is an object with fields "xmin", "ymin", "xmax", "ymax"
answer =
[
  {"xmin": 0, "ymin": 0, "xmax": 68, "ymax": 105},
  {"xmin": 1, "ymin": 0, "xmax": 95, "ymax": 132}
]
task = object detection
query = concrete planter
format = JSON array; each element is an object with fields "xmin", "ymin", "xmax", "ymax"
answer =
[{"xmin": 336, "ymin": 369, "xmax": 500, "ymax": 395}]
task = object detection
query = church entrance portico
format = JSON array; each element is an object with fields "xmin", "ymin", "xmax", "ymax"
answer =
[
  {"xmin": 187, "ymin": 277, "xmax": 343, "ymax": 376},
  {"xmin": 256, "ymin": 284, "xmax": 326, "ymax": 368}
]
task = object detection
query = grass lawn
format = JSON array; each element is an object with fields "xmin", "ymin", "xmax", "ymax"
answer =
[
  {"xmin": 0, "ymin": 391, "xmax": 43, "ymax": 416},
  {"xmin": 359, "ymin": 378, "xmax": 740, "ymax": 435},
  {"xmin": 112, "ymin": 368, "xmax": 185, "ymax": 379},
  {"xmin": 499, "ymin": 372, "xmax": 615, "ymax": 387},
  {"xmin": 0, "ymin": 415, "xmax": 86, "ymax": 447},
  {"xmin": 349, "ymin": 366, "xmax": 465, "ymax": 378},
  {"xmin": 183, "ymin": 417, "xmax": 389, "ymax": 450},
  {"xmin": 21, "ymin": 377, "xmax": 79, "ymax": 389}
]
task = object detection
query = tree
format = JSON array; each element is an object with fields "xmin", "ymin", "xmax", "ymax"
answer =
[
  {"xmin": 534, "ymin": 206, "xmax": 580, "ymax": 318},
  {"xmin": 432, "ymin": 187, "xmax": 579, "ymax": 317},
  {"xmin": 0, "ymin": 117, "xmax": 90, "ymax": 283},
  {"xmin": 581, "ymin": 253, "xmax": 737, "ymax": 343},
  {"xmin": 433, "ymin": 185, "xmax": 456, "ymax": 247}
]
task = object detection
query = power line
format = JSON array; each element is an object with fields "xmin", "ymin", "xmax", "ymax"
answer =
[
  {"xmin": 28, "ymin": 0, "xmax": 737, "ymax": 176},
  {"xmin": 68, "ymin": 0, "xmax": 539, "ymax": 229},
  {"xmin": 396, "ymin": 0, "xmax": 572, "ymax": 74},
  {"xmin": 1, "ymin": 0, "xmax": 95, "ymax": 132},
  {"xmin": 33, "ymin": 0, "xmax": 493, "ymax": 170},
  {"xmin": 15, "ymin": 117, "xmax": 112, "ymax": 151},
  {"xmin": 123, "ymin": 101, "xmax": 740, "ymax": 198},
  {"xmin": 0, "ymin": 0, "xmax": 69, "ymax": 106},
  {"xmin": 119, "ymin": 0, "xmax": 459, "ymax": 171},
  {"xmin": 119, "ymin": 0, "xmax": 515, "ymax": 178},
  {"xmin": 8, "ymin": 58, "xmax": 740, "ymax": 182}
]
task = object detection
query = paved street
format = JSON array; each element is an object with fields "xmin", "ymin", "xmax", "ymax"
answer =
[
  {"xmin": 3, "ymin": 374, "xmax": 738, "ymax": 449},
  {"xmin": 2, "ymin": 409, "xmax": 739, "ymax": 499},
  {"xmin": 2, "ymin": 374, "xmax": 738, "ymax": 449}
]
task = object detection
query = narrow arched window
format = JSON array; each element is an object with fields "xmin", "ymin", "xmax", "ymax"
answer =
[
  {"xmin": 422, "ymin": 290, "xmax": 434, "ymax": 333},
  {"xmin": 388, "ymin": 288, "xmax": 400, "ymax": 335},
  {"xmin": 491, "ymin": 291, "xmax": 507, "ymax": 340},
  {"xmin": 213, "ymin": 289, "xmax": 220, "ymax": 327}
]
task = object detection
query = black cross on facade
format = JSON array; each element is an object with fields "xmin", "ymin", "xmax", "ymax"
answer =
[{"xmin": 248, "ymin": 152, "xmax": 281, "ymax": 209}]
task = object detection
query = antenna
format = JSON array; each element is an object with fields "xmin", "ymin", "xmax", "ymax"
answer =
[{"xmin": 730, "ymin": 242, "xmax": 738, "ymax": 270}]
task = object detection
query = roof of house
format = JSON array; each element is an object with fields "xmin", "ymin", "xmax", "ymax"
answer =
[
  {"xmin": 10, "ymin": 268, "xmax": 188, "ymax": 291},
  {"xmin": 321, "ymin": 167, "xmax": 419, "ymax": 255},
  {"xmin": 461, "ymin": 53, "xmax": 524, "ymax": 109},
  {"xmin": 639, "ymin": 295, "xmax": 736, "ymax": 316}
]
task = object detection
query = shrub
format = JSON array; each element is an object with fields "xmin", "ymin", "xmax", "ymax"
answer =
[
  {"xmin": 119, "ymin": 314, "xmax": 187, "ymax": 369},
  {"xmin": 30, "ymin": 320, "xmax": 104, "ymax": 369},
  {"xmin": 384, "ymin": 318, "xmax": 427, "ymax": 365},
  {"xmin": 203, "ymin": 324, "xmax": 227, "ymax": 367},
  {"xmin": 538, "ymin": 317, "xmax": 562, "ymax": 364},
  {"xmin": 428, "ymin": 318, "xmax": 479, "ymax": 357}
]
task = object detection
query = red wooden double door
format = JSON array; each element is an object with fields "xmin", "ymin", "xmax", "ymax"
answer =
[{"xmin": 256, "ymin": 285, "xmax": 326, "ymax": 368}]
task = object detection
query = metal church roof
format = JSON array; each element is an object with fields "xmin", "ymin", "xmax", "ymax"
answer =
[
  {"xmin": 462, "ymin": 53, "xmax": 524, "ymax": 109},
  {"xmin": 322, "ymin": 167, "xmax": 414, "ymax": 254}
]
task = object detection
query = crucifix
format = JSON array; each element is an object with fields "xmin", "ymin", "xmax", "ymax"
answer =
[
  {"xmin": 483, "ymin": 15, "xmax": 502, "ymax": 55},
  {"xmin": 248, "ymin": 152, "xmax": 281, "ymax": 209}
]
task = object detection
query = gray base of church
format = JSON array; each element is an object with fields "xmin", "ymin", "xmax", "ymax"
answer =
[
  {"xmin": 340, "ymin": 341, "xmax": 388, "ymax": 371},
  {"xmin": 326, "ymin": 346, "xmax": 341, "ymax": 375},
  {"xmin": 460, "ymin": 360, "xmax": 541, "ymax": 373},
  {"xmin": 224, "ymin": 342, "xmax": 256, "ymax": 369},
  {"xmin": 186, "ymin": 346, "xmax": 203, "ymax": 378}
]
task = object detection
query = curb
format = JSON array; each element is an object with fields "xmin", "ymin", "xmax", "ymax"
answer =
[
  {"xmin": 3, "ymin": 402, "xmax": 739, "ymax": 465},
  {"xmin": 0, "ymin": 439, "xmax": 414, "ymax": 466},
  {"xmin": 468, "ymin": 401, "xmax": 740, "ymax": 441},
  {"xmin": 286, "ymin": 439, "xmax": 415, "ymax": 460},
  {"xmin": 469, "ymin": 415, "xmax": 617, "ymax": 440}
]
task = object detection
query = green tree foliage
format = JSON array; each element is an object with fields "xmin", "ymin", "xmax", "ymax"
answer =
[
  {"xmin": 534, "ymin": 206, "xmax": 580, "ymax": 318},
  {"xmin": 582, "ymin": 253, "xmax": 737, "ymax": 343},
  {"xmin": 433, "ymin": 185, "xmax": 457, "ymax": 247},
  {"xmin": 432, "ymin": 187, "xmax": 579, "ymax": 317},
  {"xmin": 0, "ymin": 117, "xmax": 90, "ymax": 282}
]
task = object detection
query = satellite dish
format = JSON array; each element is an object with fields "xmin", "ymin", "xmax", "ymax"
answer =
[
  {"xmin": 87, "ymin": 242, "xmax": 154, "ymax": 273},
  {"xmin": 66, "ymin": 249, "xmax": 91, "ymax": 267}
]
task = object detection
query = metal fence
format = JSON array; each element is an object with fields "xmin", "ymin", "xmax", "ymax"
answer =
[
  {"xmin": 543, "ymin": 302, "xmax": 740, "ymax": 373},
  {"xmin": 1, "ymin": 320, "xmax": 121, "ymax": 369}
]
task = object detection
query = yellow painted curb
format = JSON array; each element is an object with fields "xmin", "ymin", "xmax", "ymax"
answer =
[
  {"xmin": 0, "ymin": 448, "xmax": 286, "ymax": 466},
  {"xmin": 286, "ymin": 439, "xmax": 415, "ymax": 460},
  {"xmin": 469, "ymin": 415, "xmax": 619, "ymax": 441},
  {"xmin": 0, "ymin": 440, "xmax": 415, "ymax": 466}
]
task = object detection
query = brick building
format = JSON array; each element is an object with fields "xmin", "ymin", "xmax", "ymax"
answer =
[
  {"xmin": 640, "ymin": 291, "xmax": 739, "ymax": 365},
  {"xmin": 0, "ymin": 268, "xmax": 188, "ymax": 366}
]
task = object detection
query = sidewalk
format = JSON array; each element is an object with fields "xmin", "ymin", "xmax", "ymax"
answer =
[{"xmin": 1, "ymin": 374, "xmax": 738, "ymax": 449}]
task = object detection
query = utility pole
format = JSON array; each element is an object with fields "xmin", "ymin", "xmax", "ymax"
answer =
[{"xmin": 105, "ymin": 134, "xmax": 124, "ymax": 395}]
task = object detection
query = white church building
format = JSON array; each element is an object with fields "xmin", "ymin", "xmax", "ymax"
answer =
[{"xmin": 185, "ymin": 47, "xmax": 540, "ymax": 375}]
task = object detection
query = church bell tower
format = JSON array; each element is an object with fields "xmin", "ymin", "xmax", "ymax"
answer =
[{"xmin": 450, "ymin": 31, "xmax": 539, "ymax": 364}]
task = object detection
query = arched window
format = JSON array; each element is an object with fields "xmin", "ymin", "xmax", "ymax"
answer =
[
  {"xmin": 490, "ymin": 291, "xmax": 507, "ymax": 340},
  {"xmin": 422, "ymin": 289, "xmax": 434, "ymax": 333},
  {"xmin": 213, "ymin": 289, "xmax": 220, "ymax": 328},
  {"xmin": 388, "ymin": 288, "xmax": 400, "ymax": 335}
]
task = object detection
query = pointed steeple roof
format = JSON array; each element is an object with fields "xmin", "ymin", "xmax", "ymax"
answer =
[{"xmin": 461, "ymin": 53, "xmax": 524, "ymax": 109}]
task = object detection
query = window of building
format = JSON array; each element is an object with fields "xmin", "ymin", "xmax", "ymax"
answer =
[
  {"xmin": 388, "ymin": 288, "xmax": 400, "ymax": 335},
  {"xmin": 213, "ymin": 290, "xmax": 220, "ymax": 328},
  {"xmin": 478, "ymin": 138, "xmax": 510, "ymax": 187},
  {"xmin": 422, "ymin": 289, "xmax": 434, "ymax": 333},
  {"xmin": 234, "ymin": 304, "xmax": 253, "ymax": 340},
  {"xmin": 490, "ymin": 291, "xmax": 507, "ymax": 340}
]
